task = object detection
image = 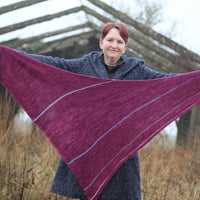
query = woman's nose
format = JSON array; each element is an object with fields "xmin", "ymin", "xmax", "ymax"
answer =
[{"xmin": 111, "ymin": 41, "xmax": 117, "ymax": 48}]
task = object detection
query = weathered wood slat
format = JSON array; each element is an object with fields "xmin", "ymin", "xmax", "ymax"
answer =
[
  {"xmin": 38, "ymin": 30, "xmax": 96, "ymax": 54},
  {"xmin": 0, "ymin": 6, "xmax": 83, "ymax": 35},
  {"xmin": 0, "ymin": 0, "xmax": 48, "ymax": 15},
  {"xmin": 128, "ymin": 31, "xmax": 199, "ymax": 71},
  {"xmin": 128, "ymin": 42, "xmax": 180, "ymax": 73},
  {"xmin": 2, "ymin": 23, "xmax": 90, "ymax": 49},
  {"xmin": 87, "ymin": 0, "xmax": 200, "ymax": 64}
]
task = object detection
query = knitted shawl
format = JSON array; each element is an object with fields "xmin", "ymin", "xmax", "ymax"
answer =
[{"xmin": 0, "ymin": 46, "xmax": 200, "ymax": 200}]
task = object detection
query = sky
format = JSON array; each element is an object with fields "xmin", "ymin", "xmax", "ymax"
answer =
[
  {"xmin": 0, "ymin": 0, "xmax": 200, "ymax": 55},
  {"xmin": 155, "ymin": 0, "xmax": 200, "ymax": 55}
]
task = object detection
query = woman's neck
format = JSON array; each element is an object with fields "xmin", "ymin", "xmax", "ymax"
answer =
[{"xmin": 104, "ymin": 56, "xmax": 118, "ymax": 66}]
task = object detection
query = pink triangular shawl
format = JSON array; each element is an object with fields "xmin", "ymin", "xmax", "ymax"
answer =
[{"xmin": 0, "ymin": 46, "xmax": 200, "ymax": 200}]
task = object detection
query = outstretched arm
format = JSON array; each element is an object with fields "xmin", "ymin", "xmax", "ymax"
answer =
[
  {"xmin": 139, "ymin": 62, "xmax": 178, "ymax": 79},
  {"xmin": 19, "ymin": 50, "xmax": 83, "ymax": 72}
]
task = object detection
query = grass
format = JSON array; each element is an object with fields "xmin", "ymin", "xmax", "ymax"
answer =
[
  {"xmin": 0, "ymin": 99, "xmax": 200, "ymax": 200},
  {"xmin": 140, "ymin": 136, "xmax": 200, "ymax": 200}
]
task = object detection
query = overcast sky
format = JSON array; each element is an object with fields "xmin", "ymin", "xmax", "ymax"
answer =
[
  {"xmin": 157, "ymin": 0, "xmax": 200, "ymax": 54},
  {"xmin": 0, "ymin": 0, "xmax": 200, "ymax": 55}
]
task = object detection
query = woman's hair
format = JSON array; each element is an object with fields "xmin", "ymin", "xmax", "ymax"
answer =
[{"xmin": 101, "ymin": 22, "xmax": 129, "ymax": 43}]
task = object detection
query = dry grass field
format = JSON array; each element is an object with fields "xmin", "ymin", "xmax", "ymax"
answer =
[{"xmin": 0, "ymin": 100, "xmax": 200, "ymax": 200}]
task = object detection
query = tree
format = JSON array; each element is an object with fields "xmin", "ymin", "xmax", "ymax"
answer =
[{"xmin": 0, "ymin": 84, "xmax": 20, "ymax": 130}]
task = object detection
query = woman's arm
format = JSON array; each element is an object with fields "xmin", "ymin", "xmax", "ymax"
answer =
[
  {"xmin": 19, "ymin": 50, "xmax": 83, "ymax": 72},
  {"xmin": 139, "ymin": 63, "xmax": 178, "ymax": 79}
]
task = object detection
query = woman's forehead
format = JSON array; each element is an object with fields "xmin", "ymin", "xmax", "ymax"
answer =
[{"xmin": 105, "ymin": 28, "xmax": 124, "ymax": 40}]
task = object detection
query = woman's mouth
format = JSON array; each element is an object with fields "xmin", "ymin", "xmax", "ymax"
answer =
[{"xmin": 109, "ymin": 49, "xmax": 118, "ymax": 53}]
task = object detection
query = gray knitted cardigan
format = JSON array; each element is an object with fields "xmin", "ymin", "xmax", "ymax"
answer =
[{"xmin": 21, "ymin": 50, "xmax": 171, "ymax": 200}]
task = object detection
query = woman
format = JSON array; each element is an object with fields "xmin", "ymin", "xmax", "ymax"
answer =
[{"xmin": 20, "ymin": 22, "xmax": 172, "ymax": 200}]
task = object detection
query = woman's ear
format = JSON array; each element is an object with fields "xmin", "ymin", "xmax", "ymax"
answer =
[
  {"xmin": 99, "ymin": 39, "xmax": 103, "ymax": 50},
  {"xmin": 123, "ymin": 44, "xmax": 127, "ymax": 53}
]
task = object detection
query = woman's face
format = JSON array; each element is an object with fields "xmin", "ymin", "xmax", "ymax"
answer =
[{"xmin": 99, "ymin": 28, "xmax": 127, "ymax": 66}]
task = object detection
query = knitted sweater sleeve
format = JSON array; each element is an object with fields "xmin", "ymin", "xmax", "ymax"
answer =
[
  {"xmin": 19, "ymin": 51, "xmax": 83, "ymax": 73},
  {"xmin": 139, "ymin": 62, "xmax": 178, "ymax": 79}
]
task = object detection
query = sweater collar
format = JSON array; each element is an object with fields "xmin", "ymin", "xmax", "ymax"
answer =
[
  {"xmin": 88, "ymin": 51, "xmax": 142, "ymax": 80},
  {"xmin": 99, "ymin": 53, "xmax": 126, "ymax": 68}
]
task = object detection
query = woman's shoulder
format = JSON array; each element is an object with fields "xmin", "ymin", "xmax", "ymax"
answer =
[
  {"xmin": 122, "ymin": 54, "xmax": 144, "ymax": 64},
  {"xmin": 121, "ymin": 55, "xmax": 145, "ymax": 72},
  {"xmin": 82, "ymin": 51, "xmax": 101, "ymax": 60}
]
